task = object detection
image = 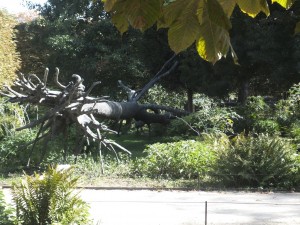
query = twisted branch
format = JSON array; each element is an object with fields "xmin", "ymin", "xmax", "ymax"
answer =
[
  {"xmin": 43, "ymin": 68, "xmax": 49, "ymax": 88},
  {"xmin": 54, "ymin": 67, "xmax": 66, "ymax": 89}
]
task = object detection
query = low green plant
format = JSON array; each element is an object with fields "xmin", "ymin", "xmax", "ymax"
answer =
[
  {"xmin": 287, "ymin": 120, "xmax": 300, "ymax": 151},
  {"xmin": 73, "ymin": 153, "xmax": 133, "ymax": 179},
  {"xmin": 0, "ymin": 190, "xmax": 15, "ymax": 225},
  {"xmin": 0, "ymin": 98, "xmax": 26, "ymax": 139},
  {"xmin": 243, "ymin": 96, "xmax": 270, "ymax": 120},
  {"xmin": 214, "ymin": 134, "xmax": 298, "ymax": 188},
  {"xmin": 235, "ymin": 96, "xmax": 274, "ymax": 133},
  {"xmin": 294, "ymin": 154, "xmax": 300, "ymax": 189},
  {"xmin": 12, "ymin": 165, "xmax": 91, "ymax": 225},
  {"xmin": 0, "ymin": 129, "xmax": 36, "ymax": 171},
  {"xmin": 134, "ymin": 140, "xmax": 217, "ymax": 179},
  {"xmin": 275, "ymin": 83, "xmax": 300, "ymax": 129},
  {"xmin": 167, "ymin": 95, "xmax": 240, "ymax": 136},
  {"xmin": 253, "ymin": 119, "xmax": 280, "ymax": 135}
]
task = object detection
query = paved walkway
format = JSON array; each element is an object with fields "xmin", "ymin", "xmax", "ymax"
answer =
[{"xmin": 4, "ymin": 189, "xmax": 300, "ymax": 225}]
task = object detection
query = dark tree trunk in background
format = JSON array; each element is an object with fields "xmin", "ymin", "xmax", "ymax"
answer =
[
  {"xmin": 238, "ymin": 79, "xmax": 249, "ymax": 105},
  {"xmin": 186, "ymin": 88, "xmax": 194, "ymax": 113}
]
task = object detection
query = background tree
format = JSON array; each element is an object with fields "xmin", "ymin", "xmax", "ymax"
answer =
[
  {"xmin": 102, "ymin": 0, "xmax": 297, "ymax": 63},
  {"xmin": 16, "ymin": 0, "xmax": 173, "ymax": 98},
  {"xmin": 0, "ymin": 10, "xmax": 20, "ymax": 85},
  {"xmin": 229, "ymin": 4, "xmax": 300, "ymax": 102}
]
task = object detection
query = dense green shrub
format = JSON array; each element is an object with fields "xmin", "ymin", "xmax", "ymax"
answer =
[
  {"xmin": 0, "ymin": 129, "xmax": 36, "ymax": 170},
  {"xmin": 243, "ymin": 96, "xmax": 271, "ymax": 120},
  {"xmin": 214, "ymin": 134, "xmax": 298, "ymax": 188},
  {"xmin": 142, "ymin": 84, "xmax": 186, "ymax": 109},
  {"xmin": 0, "ymin": 190, "xmax": 15, "ymax": 225},
  {"xmin": 134, "ymin": 140, "xmax": 217, "ymax": 179},
  {"xmin": 167, "ymin": 95, "xmax": 240, "ymax": 136},
  {"xmin": 275, "ymin": 83, "xmax": 300, "ymax": 130},
  {"xmin": 235, "ymin": 96, "xmax": 273, "ymax": 133},
  {"xmin": 294, "ymin": 154, "xmax": 300, "ymax": 188},
  {"xmin": 287, "ymin": 120, "xmax": 300, "ymax": 150},
  {"xmin": 253, "ymin": 119, "xmax": 280, "ymax": 135},
  {"xmin": 12, "ymin": 166, "xmax": 91, "ymax": 225},
  {"xmin": 0, "ymin": 98, "xmax": 26, "ymax": 139}
]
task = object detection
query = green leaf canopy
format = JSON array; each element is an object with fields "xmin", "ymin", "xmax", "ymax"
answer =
[{"xmin": 102, "ymin": 0, "xmax": 297, "ymax": 63}]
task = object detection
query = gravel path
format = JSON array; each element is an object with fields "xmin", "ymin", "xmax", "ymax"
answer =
[{"xmin": 4, "ymin": 189, "xmax": 300, "ymax": 225}]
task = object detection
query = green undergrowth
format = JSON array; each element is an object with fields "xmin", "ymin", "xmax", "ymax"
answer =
[
  {"xmin": 108, "ymin": 133, "xmax": 172, "ymax": 157},
  {"xmin": 0, "ymin": 128, "xmax": 299, "ymax": 191}
]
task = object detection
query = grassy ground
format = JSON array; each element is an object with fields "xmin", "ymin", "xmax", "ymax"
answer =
[
  {"xmin": 0, "ymin": 133, "xmax": 197, "ymax": 189},
  {"xmin": 109, "ymin": 133, "xmax": 169, "ymax": 157}
]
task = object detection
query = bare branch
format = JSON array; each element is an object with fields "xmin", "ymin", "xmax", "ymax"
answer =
[
  {"xmin": 43, "ymin": 68, "xmax": 49, "ymax": 88},
  {"xmin": 16, "ymin": 101, "xmax": 69, "ymax": 131},
  {"xmin": 106, "ymin": 140, "xmax": 131, "ymax": 154},
  {"xmin": 28, "ymin": 74, "xmax": 42, "ymax": 87},
  {"xmin": 0, "ymin": 91, "xmax": 14, "ymax": 98},
  {"xmin": 3, "ymin": 85, "xmax": 26, "ymax": 97},
  {"xmin": 54, "ymin": 67, "xmax": 66, "ymax": 89},
  {"xmin": 118, "ymin": 80, "xmax": 136, "ymax": 101},
  {"xmin": 174, "ymin": 116, "xmax": 200, "ymax": 136},
  {"xmin": 17, "ymin": 72, "xmax": 28, "ymax": 83},
  {"xmin": 154, "ymin": 53, "xmax": 177, "ymax": 79},
  {"xmin": 72, "ymin": 74, "xmax": 84, "ymax": 85},
  {"xmin": 141, "ymin": 103, "xmax": 188, "ymax": 117},
  {"xmin": 83, "ymin": 81, "xmax": 101, "ymax": 98},
  {"xmin": 133, "ymin": 61, "xmax": 178, "ymax": 101},
  {"xmin": 14, "ymin": 79, "xmax": 35, "ymax": 91}
]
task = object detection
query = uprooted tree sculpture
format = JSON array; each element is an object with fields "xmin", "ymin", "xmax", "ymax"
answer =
[{"xmin": 0, "ymin": 55, "xmax": 188, "ymax": 172}]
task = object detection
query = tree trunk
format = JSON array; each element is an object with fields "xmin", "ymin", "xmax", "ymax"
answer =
[
  {"xmin": 238, "ymin": 79, "xmax": 249, "ymax": 105},
  {"xmin": 81, "ymin": 101, "xmax": 140, "ymax": 120},
  {"xmin": 186, "ymin": 88, "xmax": 194, "ymax": 113}
]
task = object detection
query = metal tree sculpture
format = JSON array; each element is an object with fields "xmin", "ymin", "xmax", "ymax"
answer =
[{"xmin": 0, "ymin": 56, "xmax": 186, "ymax": 171}]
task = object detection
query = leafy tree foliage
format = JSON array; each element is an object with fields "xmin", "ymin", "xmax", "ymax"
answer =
[
  {"xmin": 149, "ymin": 2, "xmax": 300, "ymax": 103},
  {"xmin": 230, "ymin": 5, "xmax": 300, "ymax": 99},
  {"xmin": 16, "ymin": 0, "xmax": 169, "ymax": 97},
  {"xmin": 174, "ymin": 4, "xmax": 300, "ymax": 102},
  {"xmin": 102, "ymin": 0, "xmax": 296, "ymax": 63},
  {"xmin": 0, "ymin": 10, "xmax": 20, "ymax": 85}
]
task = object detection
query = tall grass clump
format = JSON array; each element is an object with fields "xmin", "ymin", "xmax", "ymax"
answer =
[{"xmin": 214, "ymin": 134, "xmax": 298, "ymax": 188}]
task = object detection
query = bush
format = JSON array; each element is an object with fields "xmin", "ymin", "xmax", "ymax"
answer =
[
  {"xmin": 214, "ymin": 134, "xmax": 298, "ymax": 188},
  {"xmin": 143, "ymin": 84, "xmax": 186, "ymax": 109},
  {"xmin": 167, "ymin": 95, "xmax": 240, "ymax": 136},
  {"xmin": 134, "ymin": 140, "xmax": 216, "ymax": 179},
  {"xmin": 275, "ymin": 83, "xmax": 300, "ymax": 129},
  {"xmin": 294, "ymin": 155, "xmax": 300, "ymax": 188},
  {"xmin": 243, "ymin": 96, "xmax": 271, "ymax": 120},
  {"xmin": 253, "ymin": 119, "xmax": 280, "ymax": 135},
  {"xmin": 12, "ymin": 165, "xmax": 91, "ymax": 225},
  {"xmin": 0, "ymin": 98, "xmax": 26, "ymax": 139},
  {"xmin": 0, "ymin": 129, "xmax": 36, "ymax": 171},
  {"xmin": 235, "ymin": 96, "xmax": 273, "ymax": 133},
  {"xmin": 0, "ymin": 190, "xmax": 15, "ymax": 225}
]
